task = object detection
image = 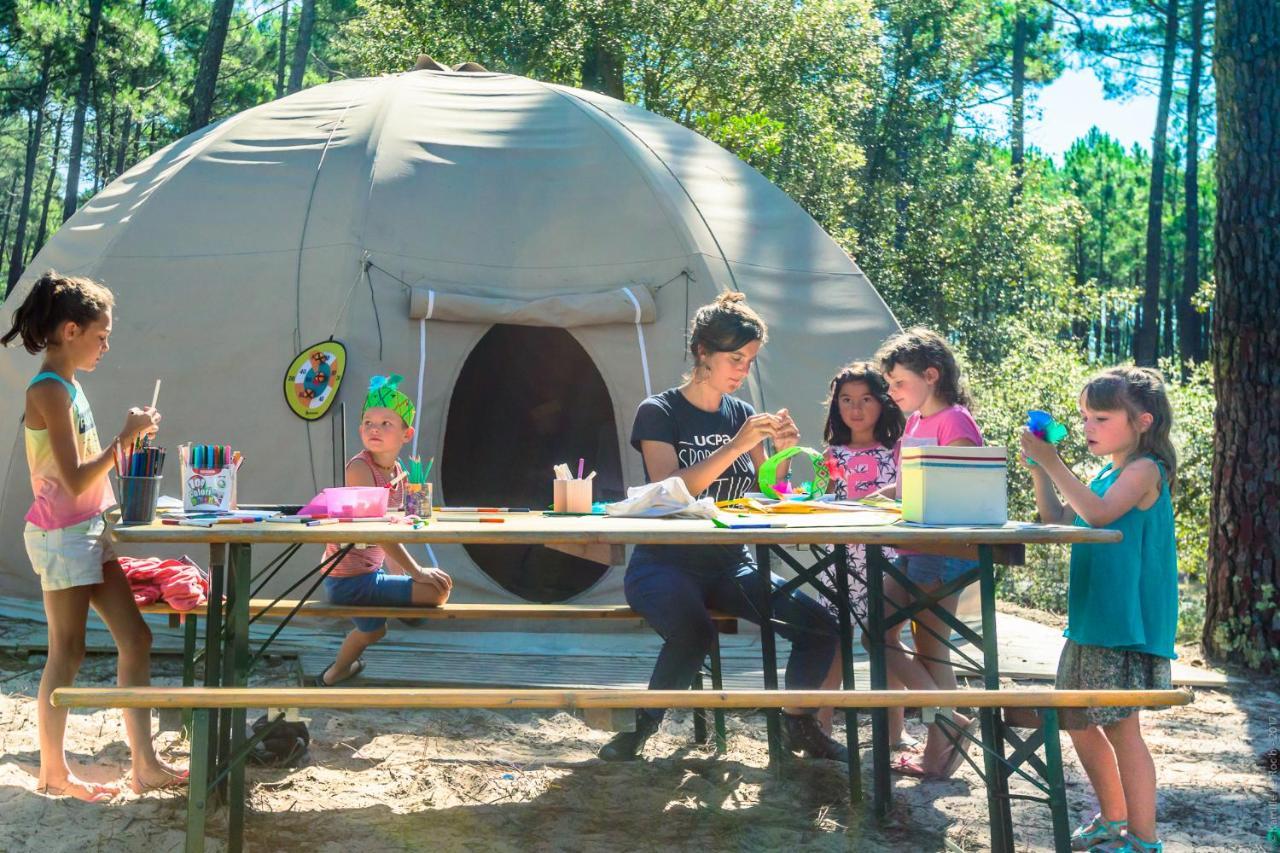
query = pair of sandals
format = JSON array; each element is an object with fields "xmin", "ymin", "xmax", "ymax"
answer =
[
  {"xmin": 37, "ymin": 767, "xmax": 190, "ymax": 802},
  {"xmin": 1072, "ymin": 814, "xmax": 1163, "ymax": 852},
  {"xmin": 317, "ymin": 658, "xmax": 365, "ymax": 686},
  {"xmin": 889, "ymin": 717, "xmax": 979, "ymax": 780}
]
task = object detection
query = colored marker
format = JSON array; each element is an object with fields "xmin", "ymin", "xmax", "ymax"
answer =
[{"xmin": 439, "ymin": 507, "xmax": 530, "ymax": 513}]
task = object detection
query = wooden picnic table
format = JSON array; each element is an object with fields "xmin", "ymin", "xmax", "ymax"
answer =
[{"xmin": 113, "ymin": 512, "xmax": 1118, "ymax": 853}]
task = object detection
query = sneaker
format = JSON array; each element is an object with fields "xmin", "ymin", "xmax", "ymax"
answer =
[
  {"xmin": 598, "ymin": 712, "xmax": 659, "ymax": 762},
  {"xmin": 781, "ymin": 713, "xmax": 850, "ymax": 762}
]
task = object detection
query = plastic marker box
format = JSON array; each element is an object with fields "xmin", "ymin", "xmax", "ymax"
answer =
[{"xmin": 900, "ymin": 446, "xmax": 1008, "ymax": 525}]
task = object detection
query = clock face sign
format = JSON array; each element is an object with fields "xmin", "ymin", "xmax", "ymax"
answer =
[{"xmin": 284, "ymin": 340, "xmax": 346, "ymax": 420}]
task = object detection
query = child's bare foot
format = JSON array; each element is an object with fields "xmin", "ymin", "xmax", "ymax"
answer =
[
  {"xmin": 129, "ymin": 761, "xmax": 190, "ymax": 794},
  {"xmin": 37, "ymin": 773, "xmax": 119, "ymax": 803}
]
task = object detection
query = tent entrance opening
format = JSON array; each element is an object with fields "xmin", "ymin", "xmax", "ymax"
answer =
[{"xmin": 442, "ymin": 324, "xmax": 624, "ymax": 602}]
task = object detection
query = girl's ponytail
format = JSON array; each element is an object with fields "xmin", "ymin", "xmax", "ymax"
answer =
[{"xmin": 1, "ymin": 271, "xmax": 114, "ymax": 354}]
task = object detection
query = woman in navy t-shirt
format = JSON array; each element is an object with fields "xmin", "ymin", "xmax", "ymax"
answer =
[{"xmin": 598, "ymin": 292, "xmax": 844, "ymax": 762}]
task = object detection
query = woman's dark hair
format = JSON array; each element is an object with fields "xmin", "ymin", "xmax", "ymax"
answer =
[
  {"xmin": 823, "ymin": 361, "xmax": 904, "ymax": 448},
  {"xmin": 688, "ymin": 291, "xmax": 767, "ymax": 367},
  {"xmin": 875, "ymin": 326, "xmax": 971, "ymax": 408},
  {"xmin": 1, "ymin": 271, "xmax": 114, "ymax": 354},
  {"xmin": 1082, "ymin": 365, "xmax": 1178, "ymax": 491}
]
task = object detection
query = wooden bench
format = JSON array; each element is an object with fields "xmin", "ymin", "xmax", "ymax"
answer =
[
  {"xmin": 141, "ymin": 600, "xmax": 739, "ymax": 746},
  {"xmin": 52, "ymin": 686, "xmax": 1193, "ymax": 853}
]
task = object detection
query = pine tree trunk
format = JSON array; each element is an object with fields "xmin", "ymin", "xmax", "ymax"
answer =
[
  {"xmin": 1180, "ymin": 0, "xmax": 1206, "ymax": 367},
  {"xmin": 1135, "ymin": 0, "xmax": 1181, "ymax": 366},
  {"xmin": 1203, "ymin": 0, "xmax": 1280, "ymax": 669},
  {"xmin": 582, "ymin": 22, "xmax": 625, "ymax": 99},
  {"xmin": 1010, "ymin": 7, "xmax": 1027, "ymax": 193},
  {"xmin": 8, "ymin": 112, "xmax": 43, "ymax": 289},
  {"xmin": 0, "ymin": 170, "xmax": 19, "ymax": 259},
  {"xmin": 92, "ymin": 91, "xmax": 106, "ymax": 194},
  {"xmin": 287, "ymin": 0, "xmax": 315, "ymax": 94},
  {"xmin": 8, "ymin": 51, "xmax": 51, "ymax": 290},
  {"xmin": 276, "ymin": 1, "xmax": 289, "ymax": 98},
  {"xmin": 115, "ymin": 108, "xmax": 132, "ymax": 177},
  {"xmin": 101, "ymin": 100, "xmax": 116, "ymax": 186},
  {"xmin": 61, "ymin": 0, "xmax": 104, "ymax": 224},
  {"xmin": 98, "ymin": 98, "xmax": 116, "ymax": 189},
  {"xmin": 32, "ymin": 108, "xmax": 65, "ymax": 257},
  {"xmin": 190, "ymin": 0, "xmax": 236, "ymax": 130}
]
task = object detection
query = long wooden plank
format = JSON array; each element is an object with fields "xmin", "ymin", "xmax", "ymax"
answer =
[
  {"xmin": 139, "ymin": 600, "xmax": 737, "ymax": 622},
  {"xmin": 111, "ymin": 515, "xmax": 1119, "ymax": 547},
  {"xmin": 52, "ymin": 686, "xmax": 1192, "ymax": 711}
]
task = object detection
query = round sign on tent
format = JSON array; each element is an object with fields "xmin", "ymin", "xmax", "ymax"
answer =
[{"xmin": 283, "ymin": 340, "xmax": 346, "ymax": 420}]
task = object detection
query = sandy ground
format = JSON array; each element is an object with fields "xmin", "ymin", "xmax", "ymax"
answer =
[{"xmin": 0, "ymin": 634, "xmax": 1275, "ymax": 852}]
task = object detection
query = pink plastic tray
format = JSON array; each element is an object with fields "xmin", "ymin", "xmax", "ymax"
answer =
[{"xmin": 317, "ymin": 486, "xmax": 388, "ymax": 519}]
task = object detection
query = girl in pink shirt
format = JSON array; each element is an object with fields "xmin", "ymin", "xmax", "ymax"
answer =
[
  {"xmin": 876, "ymin": 327, "xmax": 984, "ymax": 779},
  {"xmin": 3, "ymin": 272, "xmax": 185, "ymax": 801}
]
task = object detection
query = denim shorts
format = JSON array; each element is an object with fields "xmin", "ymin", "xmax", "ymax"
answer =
[
  {"xmin": 896, "ymin": 553, "xmax": 977, "ymax": 585},
  {"xmin": 323, "ymin": 569, "xmax": 414, "ymax": 633},
  {"xmin": 23, "ymin": 516, "xmax": 117, "ymax": 592}
]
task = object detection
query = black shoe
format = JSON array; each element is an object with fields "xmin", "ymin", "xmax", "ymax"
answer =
[
  {"xmin": 782, "ymin": 713, "xmax": 850, "ymax": 762},
  {"xmin": 598, "ymin": 713, "xmax": 659, "ymax": 762}
]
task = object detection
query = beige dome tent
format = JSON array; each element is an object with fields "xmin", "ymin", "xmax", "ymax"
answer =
[{"xmin": 0, "ymin": 68, "xmax": 899, "ymax": 606}]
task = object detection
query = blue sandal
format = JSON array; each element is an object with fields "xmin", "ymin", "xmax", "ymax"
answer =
[
  {"xmin": 1071, "ymin": 814, "xmax": 1126, "ymax": 850},
  {"xmin": 1096, "ymin": 833, "xmax": 1162, "ymax": 852}
]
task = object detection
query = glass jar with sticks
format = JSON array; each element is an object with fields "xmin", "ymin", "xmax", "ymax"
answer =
[{"xmin": 403, "ymin": 456, "xmax": 433, "ymax": 518}]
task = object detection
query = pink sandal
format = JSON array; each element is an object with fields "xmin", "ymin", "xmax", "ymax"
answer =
[{"xmin": 890, "ymin": 754, "xmax": 927, "ymax": 778}]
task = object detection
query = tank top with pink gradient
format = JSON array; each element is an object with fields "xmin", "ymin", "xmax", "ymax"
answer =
[
  {"xmin": 323, "ymin": 451, "xmax": 405, "ymax": 578},
  {"xmin": 24, "ymin": 373, "xmax": 116, "ymax": 530}
]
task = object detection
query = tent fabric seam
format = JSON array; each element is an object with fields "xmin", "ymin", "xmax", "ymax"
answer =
[{"xmin": 292, "ymin": 85, "xmax": 367, "ymax": 353}]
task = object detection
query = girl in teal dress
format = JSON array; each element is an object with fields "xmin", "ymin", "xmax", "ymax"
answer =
[{"xmin": 1021, "ymin": 366, "xmax": 1179, "ymax": 853}]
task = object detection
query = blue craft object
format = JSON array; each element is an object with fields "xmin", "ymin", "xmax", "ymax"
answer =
[{"xmin": 1025, "ymin": 410, "xmax": 1068, "ymax": 466}]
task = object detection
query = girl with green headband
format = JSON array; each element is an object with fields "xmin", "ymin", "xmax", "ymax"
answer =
[{"xmin": 317, "ymin": 375, "xmax": 453, "ymax": 686}]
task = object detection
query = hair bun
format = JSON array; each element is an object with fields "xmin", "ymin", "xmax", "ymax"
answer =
[{"xmin": 715, "ymin": 291, "xmax": 748, "ymax": 308}]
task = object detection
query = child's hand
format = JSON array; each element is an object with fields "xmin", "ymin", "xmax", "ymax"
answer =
[
  {"xmin": 1019, "ymin": 427, "xmax": 1056, "ymax": 469},
  {"xmin": 411, "ymin": 566, "xmax": 453, "ymax": 595},
  {"xmin": 773, "ymin": 408, "xmax": 800, "ymax": 450},
  {"xmin": 123, "ymin": 407, "xmax": 161, "ymax": 442}
]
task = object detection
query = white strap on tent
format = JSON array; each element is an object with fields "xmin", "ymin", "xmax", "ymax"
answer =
[
  {"xmin": 621, "ymin": 286, "xmax": 652, "ymax": 397},
  {"xmin": 414, "ymin": 309, "xmax": 437, "ymax": 569},
  {"xmin": 412, "ymin": 316, "xmax": 427, "ymax": 458}
]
